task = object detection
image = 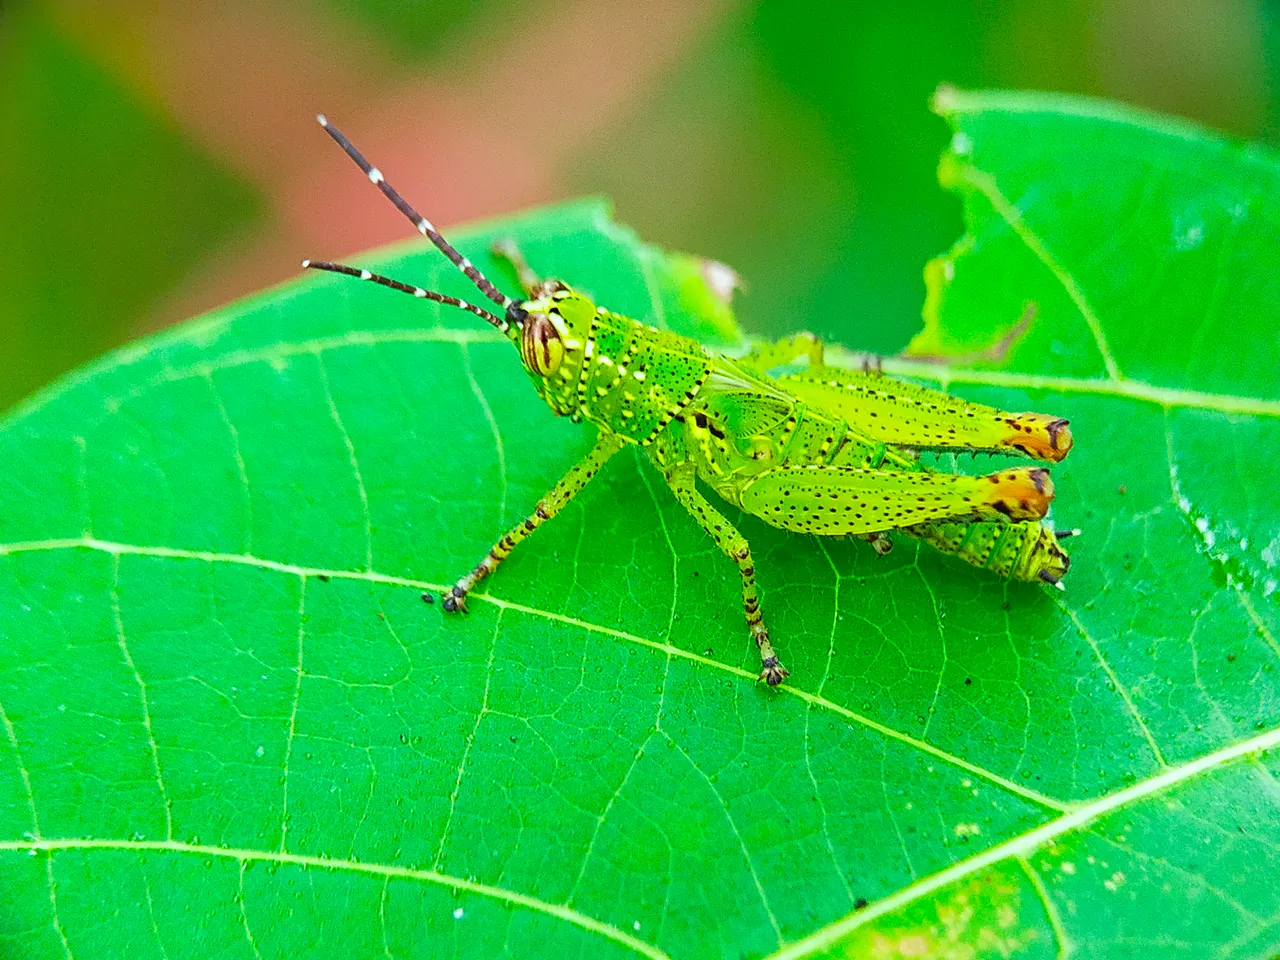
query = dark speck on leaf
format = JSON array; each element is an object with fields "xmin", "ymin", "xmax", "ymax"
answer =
[
  {"xmin": 1117, "ymin": 484, "xmax": 1127, "ymax": 495},
  {"xmin": 510, "ymin": 735, "xmax": 518, "ymax": 743},
  {"xmin": 399, "ymin": 733, "xmax": 409, "ymax": 744},
  {"xmin": 964, "ymin": 677, "xmax": 972, "ymax": 685},
  {"xmin": 317, "ymin": 575, "xmax": 330, "ymax": 583},
  {"xmin": 1002, "ymin": 601, "xmax": 1011, "ymax": 610},
  {"xmin": 377, "ymin": 613, "xmax": 385, "ymax": 620},
  {"xmin": 1228, "ymin": 653, "xmax": 1236, "ymax": 662},
  {"xmin": 854, "ymin": 898, "xmax": 868, "ymax": 910},
  {"xmin": 705, "ymin": 648, "xmax": 714, "ymax": 657},
  {"xmin": 421, "ymin": 592, "xmax": 435, "ymax": 604}
]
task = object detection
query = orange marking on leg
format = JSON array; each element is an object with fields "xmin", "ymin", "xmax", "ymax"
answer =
[
  {"xmin": 1000, "ymin": 415, "xmax": 1073, "ymax": 462},
  {"xmin": 985, "ymin": 467, "xmax": 1055, "ymax": 521}
]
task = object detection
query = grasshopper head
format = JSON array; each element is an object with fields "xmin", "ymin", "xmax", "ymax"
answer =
[
  {"xmin": 508, "ymin": 287, "xmax": 596, "ymax": 379},
  {"xmin": 499, "ymin": 287, "xmax": 605, "ymax": 418}
]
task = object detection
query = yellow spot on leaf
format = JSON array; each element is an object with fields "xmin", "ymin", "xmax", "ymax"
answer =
[{"xmin": 834, "ymin": 869, "xmax": 1040, "ymax": 959}]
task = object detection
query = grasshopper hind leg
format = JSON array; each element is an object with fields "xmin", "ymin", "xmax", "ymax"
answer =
[{"xmin": 662, "ymin": 464, "xmax": 788, "ymax": 685}]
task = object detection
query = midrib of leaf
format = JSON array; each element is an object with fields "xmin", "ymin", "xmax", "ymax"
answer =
[
  {"xmin": 11, "ymin": 326, "xmax": 1277, "ymax": 456},
  {"xmin": 878, "ymin": 357, "xmax": 1280, "ymax": 418},
  {"xmin": 0, "ymin": 535, "xmax": 1069, "ymax": 813}
]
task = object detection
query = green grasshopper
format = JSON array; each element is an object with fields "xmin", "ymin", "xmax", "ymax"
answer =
[{"xmin": 304, "ymin": 116, "xmax": 1074, "ymax": 686}]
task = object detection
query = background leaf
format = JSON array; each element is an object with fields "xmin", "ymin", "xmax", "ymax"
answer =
[{"xmin": 3, "ymin": 94, "xmax": 1280, "ymax": 960}]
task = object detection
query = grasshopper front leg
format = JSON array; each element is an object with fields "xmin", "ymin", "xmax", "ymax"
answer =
[
  {"xmin": 442, "ymin": 433, "xmax": 624, "ymax": 612},
  {"xmin": 490, "ymin": 238, "xmax": 545, "ymax": 298},
  {"xmin": 662, "ymin": 463, "xmax": 788, "ymax": 685},
  {"xmin": 491, "ymin": 238, "xmax": 569, "ymax": 300}
]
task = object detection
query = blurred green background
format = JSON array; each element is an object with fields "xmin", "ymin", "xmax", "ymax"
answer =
[{"xmin": 3, "ymin": 0, "xmax": 1279, "ymax": 411}]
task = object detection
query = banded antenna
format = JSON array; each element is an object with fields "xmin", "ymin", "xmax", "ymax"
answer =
[
  {"xmin": 302, "ymin": 114, "xmax": 524, "ymax": 332},
  {"xmin": 300, "ymin": 259, "xmax": 507, "ymax": 331}
]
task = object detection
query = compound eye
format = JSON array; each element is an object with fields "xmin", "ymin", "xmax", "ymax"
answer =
[{"xmin": 520, "ymin": 313, "xmax": 564, "ymax": 375}]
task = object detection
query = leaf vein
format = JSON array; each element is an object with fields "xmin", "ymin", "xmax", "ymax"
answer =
[
  {"xmin": 1054, "ymin": 596, "xmax": 1169, "ymax": 769},
  {"xmin": 205, "ymin": 373, "xmax": 254, "ymax": 555},
  {"xmin": 666, "ymin": 733, "xmax": 783, "ymax": 946},
  {"xmin": 110, "ymin": 554, "xmax": 175, "ymax": 841},
  {"xmin": 460, "ymin": 343, "xmax": 509, "ymax": 522},
  {"xmin": 766, "ymin": 723, "xmax": 1280, "ymax": 959},
  {"xmin": 0, "ymin": 537, "xmax": 1073, "ymax": 812},
  {"xmin": 237, "ymin": 861, "xmax": 266, "ymax": 960},
  {"xmin": 0, "ymin": 838, "xmax": 669, "ymax": 960},
  {"xmin": 316, "ymin": 352, "xmax": 374, "ymax": 572},
  {"xmin": 432, "ymin": 609, "xmax": 501, "ymax": 871},
  {"xmin": 950, "ymin": 161, "xmax": 1122, "ymax": 379},
  {"xmin": 875, "ymin": 356, "xmax": 1280, "ymax": 418},
  {"xmin": 1015, "ymin": 854, "xmax": 1071, "ymax": 959},
  {"xmin": 279, "ymin": 576, "xmax": 307, "ymax": 854}
]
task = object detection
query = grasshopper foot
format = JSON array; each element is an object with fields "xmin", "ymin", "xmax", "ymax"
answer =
[
  {"xmin": 759, "ymin": 656, "xmax": 790, "ymax": 686},
  {"xmin": 441, "ymin": 585, "xmax": 470, "ymax": 613},
  {"xmin": 861, "ymin": 531, "xmax": 894, "ymax": 556},
  {"xmin": 750, "ymin": 623, "xmax": 788, "ymax": 685}
]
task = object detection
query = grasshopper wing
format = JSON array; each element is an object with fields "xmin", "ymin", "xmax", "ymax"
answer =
[
  {"xmin": 777, "ymin": 368, "xmax": 1072, "ymax": 462},
  {"xmin": 740, "ymin": 464, "xmax": 1054, "ymax": 536}
]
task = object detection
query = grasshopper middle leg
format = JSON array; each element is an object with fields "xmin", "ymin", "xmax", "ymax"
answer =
[
  {"xmin": 442, "ymin": 433, "xmax": 623, "ymax": 612},
  {"xmin": 663, "ymin": 464, "xmax": 788, "ymax": 685}
]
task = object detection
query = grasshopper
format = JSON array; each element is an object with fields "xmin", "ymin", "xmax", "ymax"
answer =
[{"xmin": 303, "ymin": 116, "xmax": 1074, "ymax": 686}]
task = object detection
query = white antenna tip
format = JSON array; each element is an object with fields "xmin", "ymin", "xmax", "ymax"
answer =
[
  {"xmin": 316, "ymin": 113, "xmax": 329, "ymax": 127},
  {"xmin": 301, "ymin": 259, "xmax": 311, "ymax": 268},
  {"xmin": 1054, "ymin": 580, "xmax": 1066, "ymax": 591}
]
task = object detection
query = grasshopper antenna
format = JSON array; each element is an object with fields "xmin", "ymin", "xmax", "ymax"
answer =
[
  {"xmin": 301, "ymin": 259, "xmax": 508, "ymax": 332},
  {"xmin": 315, "ymin": 114, "xmax": 516, "ymax": 313}
]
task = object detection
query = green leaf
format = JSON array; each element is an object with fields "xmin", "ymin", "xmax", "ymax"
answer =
[{"xmin": 2, "ymin": 90, "xmax": 1279, "ymax": 960}]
